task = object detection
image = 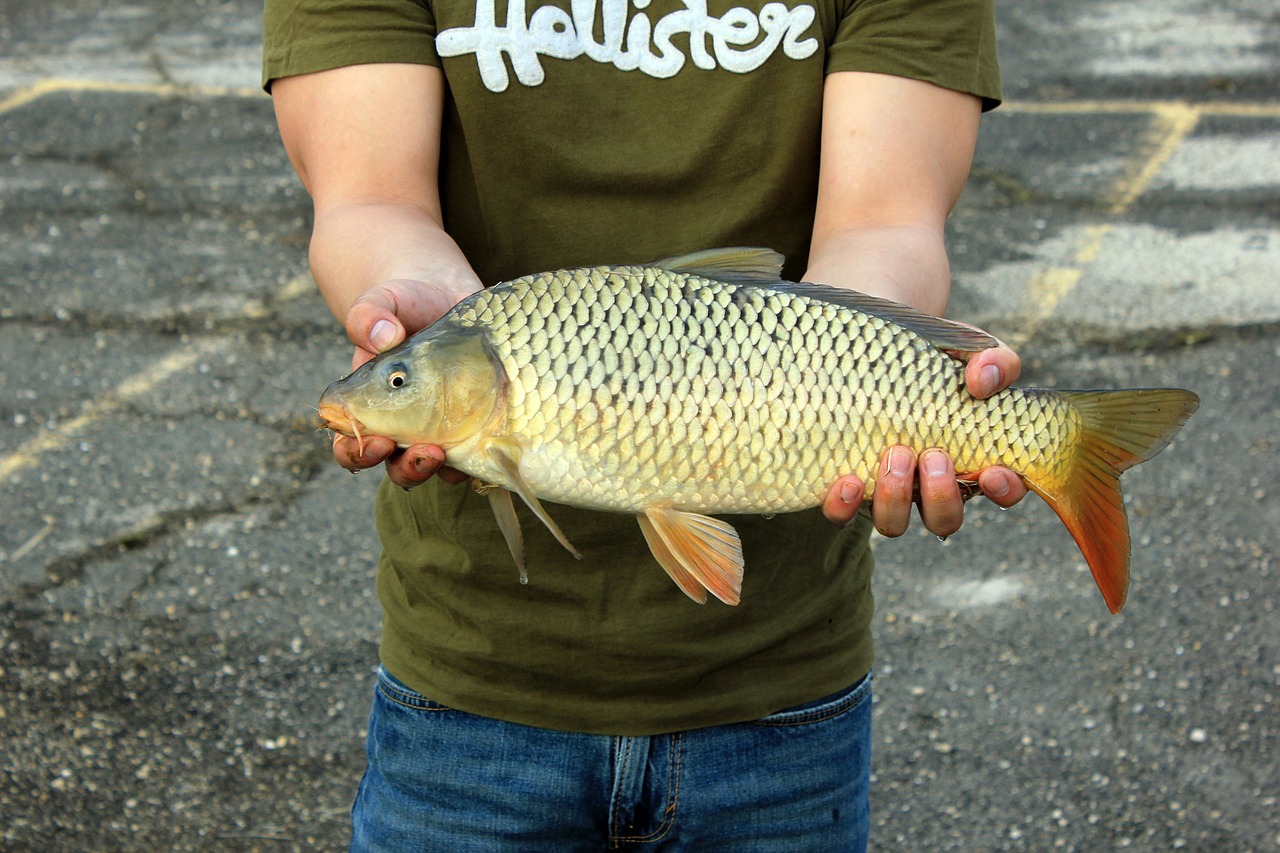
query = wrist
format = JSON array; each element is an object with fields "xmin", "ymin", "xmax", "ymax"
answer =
[
  {"xmin": 309, "ymin": 202, "xmax": 483, "ymax": 323},
  {"xmin": 805, "ymin": 223, "xmax": 951, "ymax": 316}
]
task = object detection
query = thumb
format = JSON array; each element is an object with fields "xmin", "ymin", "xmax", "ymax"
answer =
[
  {"xmin": 344, "ymin": 287, "xmax": 407, "ymax": 356},
  {"xmin": 964, "ymin": 343, "xmax": 1021, "ymax": 399}
]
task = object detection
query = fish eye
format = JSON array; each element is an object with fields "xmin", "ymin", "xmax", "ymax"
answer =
[{"xmin": 383, "ymin": 361, "xmax": 410, "ymax": 390}]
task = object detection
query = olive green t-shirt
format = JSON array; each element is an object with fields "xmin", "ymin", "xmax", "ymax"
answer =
[{"xmin": 264, "ymin": 0, "xmax": 1000, "ymax": 734}]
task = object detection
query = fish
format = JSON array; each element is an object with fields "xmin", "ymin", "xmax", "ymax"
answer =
[{"xmin": 318, "ymin": 247, "xmax": 1200, "ymax": 613}]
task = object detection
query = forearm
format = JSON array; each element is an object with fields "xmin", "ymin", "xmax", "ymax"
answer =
[
  {"xmin": 270, "ymin": 64, "xmax": 480, "ymax": 332},
  {"xmin": 803, "ymin": 223, "xmax": 951, "ymax": 317},
  {"xmin": 309, "ymin": 201, "xmax": 483, "ymax": 324},
  {"xmin": 806, "ymin": 72, "xmax": 979, "ymax": 317}
]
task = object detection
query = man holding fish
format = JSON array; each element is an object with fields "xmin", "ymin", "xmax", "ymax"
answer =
[{"xmin": 265, "ymin": 0, "xmax": 1028, "ymax": 848}]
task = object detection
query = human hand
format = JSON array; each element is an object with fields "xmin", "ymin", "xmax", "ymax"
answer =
[
  {"xmin": 821, "ymin": 334, "xmax": 1029, "ymax": 535},
  {"xmin": 332, "ymin": 278, "xmax": 474, "ymax": 489}
]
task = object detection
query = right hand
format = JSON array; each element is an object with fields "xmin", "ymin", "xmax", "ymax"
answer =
[{"xmin": 332, "ymin": 278, "xmax": 475, "ymax": 489}]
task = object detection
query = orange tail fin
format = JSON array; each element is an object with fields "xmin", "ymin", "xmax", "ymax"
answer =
[{"xmin": 1025, "ymin": 388, "xmax": 1200, "ymax": 614}]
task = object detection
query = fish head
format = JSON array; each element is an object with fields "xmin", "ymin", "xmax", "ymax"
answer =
[{"xmin": 317, "ymin": 327, "xmax": 501, "ymax": 451}]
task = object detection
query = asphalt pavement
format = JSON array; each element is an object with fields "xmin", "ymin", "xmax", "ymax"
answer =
[{"xmin": 1, "ymin": 1, "xmax": 1277, "ymax": 850}]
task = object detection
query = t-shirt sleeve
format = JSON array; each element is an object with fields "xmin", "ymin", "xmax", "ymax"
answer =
[
  {"xmin": 825, "ymin": 0, "xmax": 1002, "ymax": 109},
  {"xmin": 262, "ymin": 0, "xmax": 440, "ymax": 90}
]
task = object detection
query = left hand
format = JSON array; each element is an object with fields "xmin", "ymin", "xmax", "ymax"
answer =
[
  {"xmin": 329, "ymin": 276, "xmax": 478, "ymax": 490},
  {"xmin": 820, "ymin": 335, "xmax": 1029, "ymax": 536}
]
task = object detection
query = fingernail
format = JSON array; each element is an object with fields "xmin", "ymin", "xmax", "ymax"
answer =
[
  {"xmin": 921, "ymin": 450, "xmax": 949, "ymax": 477},
  {"xmin": 412, "ymin": 454, "xmax": 438, "ymax": 475},
  {"xmin": 987, "ymin": 471, "xmax": 1011, "ymax": 498},
  {"xmin": 886, "ymin": 447, "xmax": 911, "ymax": 476},
  {"xmin": 839, "ymin": 480, "xmax": 858, "ymax": 504},
  {"xmin": 980, "ymin": 364, "xmax": 1001, "ymax": 397},
  {"xmin": 370, "ymin": 319, "xmax": 398, "ymax": 352}
]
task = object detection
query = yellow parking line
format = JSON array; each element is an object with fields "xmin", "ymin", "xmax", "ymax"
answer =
[
  {"xmin": 1005, "ymin": 105, "xmax": 1204, "ymax": 348},
  {"xmin": 0, "ymin": 77, "xmax": 264, "ymax": 115},
  {"xmin": 0, "ymin": 274, "xmax": 313, "ymax": 483},
  {"xmin": 1004, "ymin": 99, "xmax": 1280, "ymax": 118},
  {"xmin": 1197, "ymin": 102, "xmax": 1280, "ymax": 118},
  {"xmin": 1106, "ymin": 103, "xmax": 1202, "ymax": 213}
]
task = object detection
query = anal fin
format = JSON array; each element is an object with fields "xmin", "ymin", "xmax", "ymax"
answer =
[
  {"xmin": 637, "ymin": 515, "xmax": 708, "ymax": 604},
  {"xmin": 641, "ymin": 506, "xmax": 744, "ymax": 605}
]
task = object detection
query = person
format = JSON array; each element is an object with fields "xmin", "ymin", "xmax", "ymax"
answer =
[{"xmin": 264, "ymin": 0, "xmax": 1027, "ymax": 848}]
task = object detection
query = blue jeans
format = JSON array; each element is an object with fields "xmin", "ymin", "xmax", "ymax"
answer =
[{"xmin": 351, "ymin": 666, "xmax": 872, "ymax": 851}]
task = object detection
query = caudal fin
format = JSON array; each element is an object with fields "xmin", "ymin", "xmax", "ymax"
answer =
[{"xmin": 1025, "ymin": 388, "xmax": 1200, "ymax": 614}]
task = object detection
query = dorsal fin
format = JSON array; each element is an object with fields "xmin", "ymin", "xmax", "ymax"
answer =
[
  {"xmin": 778, "ymin": 281, "xmax": 1000, "ymax": 355},
  {"xmin": 652, "ymin": 247, "xmax": 784, "ymax": 286},
  {"xmin": 651, "ymin": 247, "xmax": 998, "ymax": 354}
]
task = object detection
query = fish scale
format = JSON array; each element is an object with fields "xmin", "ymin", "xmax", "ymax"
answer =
[{"xmin": 319, "ymin": 247, "xmax": 1199, "ymax": 611}]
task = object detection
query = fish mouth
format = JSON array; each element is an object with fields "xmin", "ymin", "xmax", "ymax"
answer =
[{"xmin": 317, "ymin": 402, "xmax": 369, "ymax": 456}]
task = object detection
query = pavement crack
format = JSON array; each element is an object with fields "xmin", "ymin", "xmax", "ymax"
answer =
[
  {"xmin": 1, "ymin": 487, "xmax": 313, "ymax": 615},
  {"xmin": 123, "ymin": 13, "xmax": 168, "ymax": 54},
  {"xmin": 148, "ymin": 51, "xmax": 176, "ymax": 86},
  {"xmin": 3, "ymin": 516, "xmax": 173, "ymax": 614},
  {"xmin": 125, "ymin": 553, "xmax": 174, "ymax": 610}
]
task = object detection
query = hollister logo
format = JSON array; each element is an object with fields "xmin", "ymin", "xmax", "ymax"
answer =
[{"xmin": 436, "ymin": 0, "xmax": 820, "ymax": 92}]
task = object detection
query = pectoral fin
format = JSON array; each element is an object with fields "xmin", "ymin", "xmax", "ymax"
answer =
[
  {"xmin": 640, "ymin": 506, "xmax": 744, "ymax": 605},
  {"xmin": 489, "ymin": 444, "xmax": 581, "ymax": 560},
  {"xmin": 485, "ymin": 487, "xmax": 527, "ymax": 584}
]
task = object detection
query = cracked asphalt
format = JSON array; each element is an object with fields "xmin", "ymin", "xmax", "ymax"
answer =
[{"xmin": 1, "ymin": 1, "xmax": 1277, "ymax": 850}]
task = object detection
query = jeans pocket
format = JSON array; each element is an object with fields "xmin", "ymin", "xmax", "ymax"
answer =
[
  {"xmin": 374, "ymin": 665, "xmax": 452, "ymax": 712},
  {"xmin": 753, "ymin": 671, "xmax": 872, "ymax": 727}
]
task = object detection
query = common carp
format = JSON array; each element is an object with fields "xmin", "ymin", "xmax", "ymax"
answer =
[{"xmin": 318, "ymin": 248, "xmax": 1199, "ymax": 612}]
